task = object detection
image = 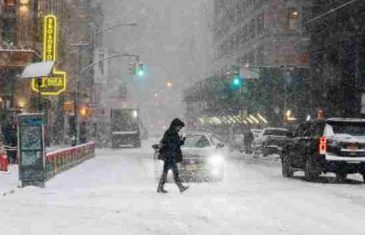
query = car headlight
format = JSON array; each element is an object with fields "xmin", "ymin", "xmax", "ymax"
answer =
[{"xmin": 209, "ymin": 155, "xmax": 224, "ymax": 166}]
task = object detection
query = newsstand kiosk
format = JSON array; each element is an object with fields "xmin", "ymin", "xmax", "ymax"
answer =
[{"xmin": 17, "ymin": 113, "xmax": 46, "ymax": 188}]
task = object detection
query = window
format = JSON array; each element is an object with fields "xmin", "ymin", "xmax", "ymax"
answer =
[
  {"xmin": 325, "ymin": 121, "xmax": 365, "ymax": 137},
  {"xmin": 263, "ymin": 129, "xmax": 287, "ymax": 136},
  {"xmin": 3, "ymin": 0, "xmax": 16, "ymax": 13},
  {"xmin": 184, "ymin": 135, "xmax": 211, "ymax": 148},
  {"xmin": 287, "ymin": 8, "xmax": 300, "ymax": 30}
]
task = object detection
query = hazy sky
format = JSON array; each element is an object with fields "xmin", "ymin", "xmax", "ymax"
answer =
[{"xmin": 98, "ymin": 0, "xmax": 212, "ymax": 132}]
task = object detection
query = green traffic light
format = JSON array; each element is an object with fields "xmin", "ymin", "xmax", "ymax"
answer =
[
  {"xmin": 137, "ymin": 69, "xmax": 144, "ymax": 77},
  {"xmin": 233, "ymin": 77, "xmax": 241, "ymax": 86},
  {"xmin": 231, "ymin": 74, "xmax": 242, "ymax": 89},
  {"xmin": 136, "ymin": 63, "xmax": 144, "ymax": 77}
]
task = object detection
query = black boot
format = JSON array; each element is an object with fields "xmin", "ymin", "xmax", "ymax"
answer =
[
  {"xmin": 157, "ymin": 188, "xmax": 168, "ymax": 193},
  {"xmin": 179, "ymin": 185, "xmax": 190, "ymax": 193},
  {"xmin": 157, "ymin": 173, "xmax": 168, "ymax": 193}
]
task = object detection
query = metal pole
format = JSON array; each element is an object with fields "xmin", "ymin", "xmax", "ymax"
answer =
[
  {"xmin": 303, "ymin": 0, "xmax": 360, "ymax": 26},
  {"xmin": 74, "ymin": 49, "xmax": 82, "ymax": 146},
  {"xmin": 37, "ymin": 78, "xmax": 42, "ymax": 112}
]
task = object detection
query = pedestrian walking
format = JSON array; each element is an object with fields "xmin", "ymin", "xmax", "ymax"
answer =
[
  {"xmin": 244, "ymin": 128, "xmax": 254, "ymax": 154},
  {"xmin": 1, "ymin": 118, "xmax": 17, "ymax": 164},
  {"xmin": 157, "ymin": 118, "xmax": 189, "ymax": 193}
]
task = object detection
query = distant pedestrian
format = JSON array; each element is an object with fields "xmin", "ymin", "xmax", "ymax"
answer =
[
  {"xmin": 2, "ymin": 118, "xmax": 17, "ymax": 164},
  {"xmin": 157, "ymin": 118, "xmax": 189, "ymax": 193},
  {"xmin": 244, "ymin": 128, "xmax": 254, "ymax": 154}
]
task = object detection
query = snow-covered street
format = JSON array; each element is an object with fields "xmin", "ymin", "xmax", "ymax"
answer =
[{"xmin": 1, "ymin": 140, "xmax": 365, "ymax": 235}]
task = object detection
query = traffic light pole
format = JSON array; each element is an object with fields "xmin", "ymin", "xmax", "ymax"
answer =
[{"xmin": 79, "ymin": 53, "xmax": 140, "ymax": 75}]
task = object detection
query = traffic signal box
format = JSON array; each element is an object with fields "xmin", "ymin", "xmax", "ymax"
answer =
[
  {"xmin": 136, "ymin": 63, "xmax": 144, "ymax": 77},
  {"xmin": 230, "ymin": 67, "xmax": 244, "ymax": 90}
]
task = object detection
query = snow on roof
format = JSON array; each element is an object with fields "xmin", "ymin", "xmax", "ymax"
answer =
[
  {"xmin": 327, "ymin": 118, "xmax": 365, "ymax": 123},
  {"xmin": 20, "ymin": 61, "xmax": 55, "ymax": 79},
  {"xmin": 263, "ymin": 127, "xmax": 288, "ymax": 131}
]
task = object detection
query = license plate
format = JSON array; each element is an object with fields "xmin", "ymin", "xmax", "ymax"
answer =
[{"xmin": 347, "ymin": 144, "xmax": 358, "ymax": 150}]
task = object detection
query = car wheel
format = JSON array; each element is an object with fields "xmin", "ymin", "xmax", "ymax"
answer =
[
  {"xmin": 112, "ymin": 141, "xmax": 117, "ymax": 149},
  {"xmin": 281, "ymin": 153, "xmax": 293, "ymax": 178},
  {"xmin": 304, "ymin": 157, "xmax": 320, "ymax": 182},
  {"xmin": 263, "ymin": 148, "xmax": 269, "ymax": 157},
  {"xmin": 336, "ymin": 172, "xmax": 347, "ymax": 183}
]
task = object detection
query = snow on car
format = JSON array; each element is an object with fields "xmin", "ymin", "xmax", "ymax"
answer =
[{"xmin": 253, "ymin": 127, "xmax": 288, "ymax": 157}]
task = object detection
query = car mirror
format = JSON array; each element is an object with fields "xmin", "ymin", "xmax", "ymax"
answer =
[{"xmin": 216, "ymin": 143, "xmax": 225, "ymax": 148}]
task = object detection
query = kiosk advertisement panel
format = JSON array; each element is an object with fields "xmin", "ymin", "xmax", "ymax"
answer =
[{"xmin": 17, "ymin": 113, "xmax": 46, "ymax": 187}]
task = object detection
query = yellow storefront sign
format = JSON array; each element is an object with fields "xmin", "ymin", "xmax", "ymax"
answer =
[{"xmin": 31, "ymin": 14, "xmax": 67, "ymax": 96}]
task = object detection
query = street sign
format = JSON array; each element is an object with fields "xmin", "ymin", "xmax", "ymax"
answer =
[
  {"xmin": 31, "ymin": 15, "xmax": 67, "ymax": 96},
  {"xmin": 31, "ymin": 70, "xmax": 67, "ymax": 96},
  {"xmin": 17, "ymin": 113, "xmax": 46, "ymax": 187}
]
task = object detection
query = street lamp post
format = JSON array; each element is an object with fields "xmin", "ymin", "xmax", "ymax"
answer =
[{"xmin": 69, "ymin": 20, "xmax": 138, "ymax": 146}]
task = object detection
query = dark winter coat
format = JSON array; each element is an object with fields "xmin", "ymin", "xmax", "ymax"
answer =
[
  {"xmin": 244, "ymin": 131, "xmax": 254, "ymax": 145},
  {"xmin": 160, "ymin": 118, "xmax": 185, "ymax": 163},
  {"xmin": 2, "ymin": 122, "xmax": 17, "ymax": 146}
]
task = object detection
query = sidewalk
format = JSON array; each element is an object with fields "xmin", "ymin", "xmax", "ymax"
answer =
[
  {"xmin": 0, "ymin": 145, "xmax": 70, "ymax": 196},
  {"xmin": 0, "ymin": 164, "xmax": 19, "ymax": 196}
]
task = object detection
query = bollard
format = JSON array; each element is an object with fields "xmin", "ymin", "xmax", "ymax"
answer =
[{"xmin": 0, "ymin": 153, "xmax": 8, "ymax": 172}]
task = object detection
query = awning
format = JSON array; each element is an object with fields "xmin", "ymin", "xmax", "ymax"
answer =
[{"xmin": 20, "ymin": 61, "xmax": 56, "ymax": 79}]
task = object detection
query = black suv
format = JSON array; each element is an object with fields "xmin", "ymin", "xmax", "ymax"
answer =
[{"xmin": 281, "ymin": 118, "xmax": 365, "ymax": 182}]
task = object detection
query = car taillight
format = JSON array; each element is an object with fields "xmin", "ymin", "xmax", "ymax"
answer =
[{"xmin": 319, "ymin": 136, "xmax": 327, "ymax": 154}]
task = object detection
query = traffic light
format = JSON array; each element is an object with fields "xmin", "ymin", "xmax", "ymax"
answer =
[
  {"xmin": 231, "ymin": 74, "xmax": 243, "ymax": 90},
  {"xmin": 229, "ymin": 66, "xmax": 244, "ymax": 90},
  {"xmin": 135, "ymin": 63, "xmax": 144, "ymax": 77}
]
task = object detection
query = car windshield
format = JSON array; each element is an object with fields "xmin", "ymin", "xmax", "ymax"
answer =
[
  {"xmin": 183, "ymin": 135, "xmax": 211, "ymax": 148},
  {"xmin": 263, "ymin": 129, "xmax": 287, "ymax": 136},
  {"xmin": 325, "ymin": 122, "xmax": 365, "ymax": 137}
]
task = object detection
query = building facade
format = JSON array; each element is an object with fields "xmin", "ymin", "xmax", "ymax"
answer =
[
  {"xmin": 0, "ymin": 0, "xmax": 103, "ymax": 144},
  {"xmin": 36, "ymin": 0, "xmax": 104, "ymax": 144},
  {"xmin": 308, "ymin": 0, "xmax": 365, "ymax": 118},
  {"xmin": 185, "ymin": 0, "xmax": 312, "ymax": 129},
  {"xmin": 0, "ymin": 0, "xmax": 37, "ymax": 125}
]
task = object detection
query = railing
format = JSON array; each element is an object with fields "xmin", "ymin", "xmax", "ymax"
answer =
[{"xmin": 45, "ymin": 142, "xmax": 96, "ymax": 180}]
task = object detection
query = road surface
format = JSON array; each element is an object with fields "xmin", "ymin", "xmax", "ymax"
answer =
[{"xmin": 1, "ymin": 140, "xmax": 365, "ymax": 235}]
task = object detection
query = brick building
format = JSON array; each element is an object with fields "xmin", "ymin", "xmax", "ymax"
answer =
[{"xmin": 0, "ymin": 0, "xmax": 37, "ymax": 124}]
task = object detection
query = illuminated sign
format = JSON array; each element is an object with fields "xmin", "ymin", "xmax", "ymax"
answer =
[
  {"xmin": 32, "ymin": 14, "xmax": 67, "ymax": 96},
  {"xmin": 43, "ymin": 15, "xmax": 57, "ymax": 61}
]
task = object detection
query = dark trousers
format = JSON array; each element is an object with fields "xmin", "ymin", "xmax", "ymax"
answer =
[
  {"xmin": 158, "ymin": 160, "xmax": 183, "ymax": 189},
  {"xmin": 6, "ymin": 150, "xmax": 17, "ymax": 164}
]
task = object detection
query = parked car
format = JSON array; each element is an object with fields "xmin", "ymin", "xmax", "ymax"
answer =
[
  {"xmin": 251, "ymin": 129, "xmax": 263, "ymax": 139},
  {"xmin": 253, "ymin": 127, "xmax": 288, "ymax": 156},
  {"xmin": 281, "ymin": 118, "xmax": 365, "ymax": 182},
  {"xmin": 153, "ymin": 132, "xmax": 227, "ymax": 182}
]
